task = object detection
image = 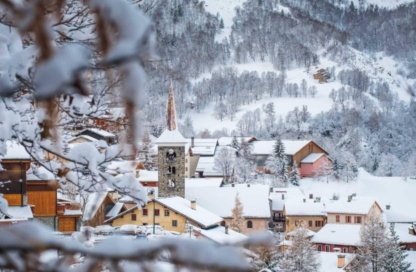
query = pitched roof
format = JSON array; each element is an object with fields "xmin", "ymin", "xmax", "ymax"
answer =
[
  {"xmin": 1, "ymin": 141, "xmax": 31, "ymax": 160},
  {"xmin": 194, "ymin": 225, "xmax": 247, "ymax": 244},
  {"xmin": 185, "ymin": 184, "xmax": 271, "ymax": 218},
  {"xmin": 324, "ymin": 197, "xmax": 380, "ymax": 215},
  {"xmin": 394, "ymin": 223, "xmax": 416, "ymax": 244},
  {"xmin": 311, "ymin": 224, "xmax": 361, "ymax": 246},
  {"xmin": 217, "ymin": 137, "xmax": 256, "ymax": 146},
  {"xmin": 284, "ymin": 199, "xmax": 326, "ymax": 216},
  {"xmin": 155, "ymin": 129, "xmax": 187, "ymax": 145},
  {"xmin": 185, "ymin": 178, "xmax": 223, "ymax": 188},
  {"xmin": 77, "ymin": 128, "xmax": 115, "ymax": 138},
  {"xmin": 301, "ymin": 153, "xmax": 325, "ymax": 163},
  {"xmin": 251, "ymin": 140, "xmax": 311, "ymax": 155},
  {"xmin": 156, "ymin": 197, "xmax": 223, "ymax": 228}
]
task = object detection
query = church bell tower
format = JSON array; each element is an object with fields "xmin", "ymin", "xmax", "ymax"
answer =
[{"xmin": 155, "ymin": 81, "xmax": 187, "ymax": 198}]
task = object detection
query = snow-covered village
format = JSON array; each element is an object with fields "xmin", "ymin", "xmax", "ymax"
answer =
[{"xmin": 1, "ymin": 0, "xmax": 416, "ymax": 271}]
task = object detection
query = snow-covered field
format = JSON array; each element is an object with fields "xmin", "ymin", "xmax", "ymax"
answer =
[{"xmin": 299, "ymin": 169, "xmax": 416, "ymax": 221}]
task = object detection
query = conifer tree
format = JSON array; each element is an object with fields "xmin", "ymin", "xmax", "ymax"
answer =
[
  {"xmin": 279, "ymin": 227, "xmax": 320, "ymax": 272},
  {"xmin": 229, "ymin": 193, "xmax": 245, "ymax": 233},
  {"xmin": 219, "ymin": 18, "xmax": 224, "ymax": 29},
  {"xmin": 231, "ymin": 135, "xmax": 240, "ymax": 150},
  {"xmin": 382, "ymin": 223, "xmax": 413, "ymax": 272},
  {"xmin": 353, "ymin": 214, "xmax": 389, "ymax": 272},
  {"xmin": 289, "ymin": 161, "xmax": 300, "ymax": 186}
]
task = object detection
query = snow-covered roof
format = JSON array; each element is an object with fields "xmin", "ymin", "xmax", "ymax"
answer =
[
  {"xmin": 68, "ymin": 135, "xmax": 98, "ymax": 143},
  {"xmin": 324, "ymin": 197, "xmax": 379, "ymax": 215},
  {"xmin": 301, "ymin": 153, "xmax": 325, "ymax": 163},
  {"xmin": 155, "ymin": 129, "xmax": 187, "ymax": 145},
  {"xmin": 1, "ymin": 141, "xmax": 31, "ymax": 160},
  {"xmin": 194, "ymin": 225, "xmax": 247, "ymax": 244},
  {"xmin": 156, "ymin": 196, "xmax": 223, "ymax": 228},
  {"xmin": 311, "ymin": 224, "xmax": 361, "ymax": 246},
  {"xmin": 185, "ymin": 184, "xmax": 271, "ymax": 218},
  {"xmin": 284, "ymin": 199, "xmax": 326, "ymax": 216},
  {"xmin": 251, "ymin": 140, "xmax": 311, "ymax": 156},
  {"xmin": 78, "ymin": 128, "xmax": 116, "ymax": 138},
  {"xmin": 319, "ymin": 252, "xmax": 355, "ymax": 272},
  {"xmin": 64, "ymin": 209, "xmax": 82, "ymax": 216},
  {"xmin": 270, "ymin": 187, "xmax": 305, "ymax": 211},
  {"xmin": 137, "ymin": 170, "xmax": 158, "ymax": 182},
  {"xmin": 195, "ymin": 156, "xmax": 215, "ymax": 172},
  {"xmin": 106, "ymin": 160, "xmax": 138, "ymax": 175},
  {"xmin": 385, "ymin": 209, "xmax": 415, "ymax": 223},
  {"xmin": 287, "ymin": 228, "xmax": 316, "ymax": 238},
  {"xmin": 394, "ymin": 223, "xmax": 416, "ymax": 244},
  {"xmin": 187, "ymin": 138, "xmax": 218, "ymax": 156},
  {"xmin": 185, "ymin": 178, "xmax": 223, "ymax": 188},
  {"xmin": 83, "ymin": 192, "xmax": 109, "ymax": 221},
  {"xmin": 217, "ymin": 137, "xmax": 255, "ymax": 146},
  {"xmin": 7, "ymin": 205, "xmax": 34, "ymax": 219},
  {"xmin": 26, "ymin": 165, "xmax": 56, "ymax": 180},
  {"xmin": 106, "ymin": 202, "xmax": 124, "ymax": 218}
]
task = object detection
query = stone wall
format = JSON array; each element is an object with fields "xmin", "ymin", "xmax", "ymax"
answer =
[{"xmin": 158, "ymin": 146, "xmax": 186, "ymax": 198}]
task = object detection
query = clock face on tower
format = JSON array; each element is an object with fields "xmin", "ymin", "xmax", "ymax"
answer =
[{"xmin": 158, "ymin": 146, "xmax": 184, "ymax": 198}]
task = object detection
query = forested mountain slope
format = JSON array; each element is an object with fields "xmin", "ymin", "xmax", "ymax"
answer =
[{"xmin": 138, "ymin": 0, "xmax": 416, "ymax": 177}]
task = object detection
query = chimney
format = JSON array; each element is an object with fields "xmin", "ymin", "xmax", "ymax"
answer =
[
  {"xmin": 347, "ymin": 195, "xmax": 352, "ymax": 202},
  {"xmin": 191, "ymin": 137, "xmax": 195, "ymax": 148},
  {"xmin": 337, "ymin": 254, "xmax": 346, "ymax": 268},
  {"xmin": 309, "ymin": 193, "xmax": 313, "ymax": 199},
  {"xmin": 303, "ymin": 198, "xmax": 306, "ymax": 203},
  {"xmin": 231, "ymin": 183, "xmax": 235, "ymax": 187},
  {"xmin": 315, "ymin": 197, "xmax": 321, "ymax": 203},
  {"xmin": 386, "ymin": 205, "xmax": 390, "ymax": 210},
  {"xmin": 191, "ymin": 199, "xmax": 196, "ymax": 210},
  {"xmin": 225, "ymin": 225, "xmax": 229, "ymax": 234},
  {"xmin": 282, "ymin": 194, "xmax": 285, "ymax": 200},
  {"xmin": 247, "ymin": 184, "xmax": 250, "ymax": 187}
]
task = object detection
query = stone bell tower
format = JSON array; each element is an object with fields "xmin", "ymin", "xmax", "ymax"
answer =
[{"xmin": 155, "ymin": 81, "xmax": 187, "ymax": 198}]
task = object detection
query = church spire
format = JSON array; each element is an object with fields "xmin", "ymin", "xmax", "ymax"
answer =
[{"xmin": 166, "ymin": 80, "xmax": 177, "ymax": 131}]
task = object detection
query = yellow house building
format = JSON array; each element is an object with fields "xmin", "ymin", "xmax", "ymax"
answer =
[
  {"xmin": 325, "ymin": 196, "xmax": 383, "ymax": 224},
  {"xmin": 106, "ymin": 196, "xmax": 223, "ymax": 233},
  {"xmin": 284, "ymin": 199, "xmax": 327, "ymax": 233}
]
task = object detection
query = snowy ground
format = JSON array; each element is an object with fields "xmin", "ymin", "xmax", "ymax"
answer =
[
  {"xmin": 203, "ymin": 0, "xmax": 246, "ymax": 42},
  {"xmin": 299, "ymin": 168, "xmax": 416, "ymax": 221}
]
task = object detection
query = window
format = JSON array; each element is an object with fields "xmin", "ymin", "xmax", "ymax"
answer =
[
  {"xmin": 247, "ymin": 221, "xmax": 253, "ymax": 228},
  {"xmin": 315, "ymin": 221, "xmax": 322, "ymax": 227},
  {"xmin": 295, "ymin": 220, "xmax": 299, "ymax": 227},
  {"xmin": 164, "ymin": 210, "xmax": 170, "ymax": 216},
  {"xmin": 308, "ymin": 220, "xmax": 313, "ymax": 227},
  {"xmin": 155, "ymin": 209, "xmax": 160, "ymax": 216},
  {"xmin": 131, "ymin": 214, "xmax": 137, "ymax": 221},
  {"xmin": 142, "ymin": 223, "xmax": 148, "ymax": 226},
  {"xmin": 343, "ymin": 248, "xmax": 348, "ymax": 253},
  {"xmin": 355, "ymin": 216, "xmax": 362, "ymax": 224},
  {"xmin": 172, "ymin": 220, "xmax": 178, "ymax": 227},
  {"xmin": 325, "ymin": 245, "xmax": 330, "ymax": 252},
  {"xmin": 317, "ymin": 245, "xmax": 322, "ymax": 251},
  {"xmin": 336, "ymin": 215, "xmax": 340, "ymax": 223},
  {"xmin": 346, "ymin": 216, "xmax": 351, "ymax": 223},
  {"xmin": 142, "ymin": 209, "xmax": 148, "ymax": 216}
]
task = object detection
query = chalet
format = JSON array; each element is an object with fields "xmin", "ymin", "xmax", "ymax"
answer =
[
  {"xmin": 311, "ymin": 224, "xmax": 361, "ymax": 253},
  {"xmin": 251, "ymin": 140, "xmax": 330, "ymax": 177},
  {"xmin": 76, "ymin": 128, "xmax": 117, "ymax": 145},
  {"xmin": 284, "ymin": 198, "xmax": 326, "ymax": 233},
  {"xmin": 106, "ymin": 196, "xmax": 223, "ymax": 233},
  {"xmin": 186, "ymin": 184, "xmax": 271, "ymax": 234},
  {"xmin": 325, "ymin": 196, "xmax": 382, "ymax": 224},
  {"xmin": 83, "ymin": 190, "xmax": 127, "ymax": 227}
]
